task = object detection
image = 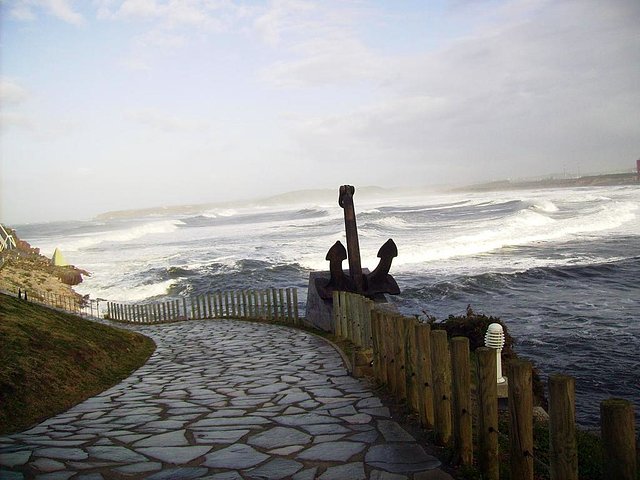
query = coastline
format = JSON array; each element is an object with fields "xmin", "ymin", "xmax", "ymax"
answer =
[
  {"xmin": 454, "ymin": 171, "xmax": 638, "ymax": 193},
  {"xmin": 0, "ymin": 229, "xmax": 86, "ymax": 303}
]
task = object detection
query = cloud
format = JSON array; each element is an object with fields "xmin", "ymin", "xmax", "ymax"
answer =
[
  {"xmin": 285, "ymin": 0, "xmax": 640, "ymax": 179},
  {"xmin": 7, "ymin": 0, "xmax": 84, "ymax": 25},
  {"xmin": 126, "ymin": 108, "xmax": 209, "ymax": 132},
  {"xmin": 0, "ymin": 79, "xmax": 29, "ymax": 105},
  {"xmin": 253, "ymin": 0, "xmax": 318, "ymax": 47},
  {"xmin": 255, "ymin": 1, "xmax": 382, "ymax": 86},
  {"xmin": 102, "ymin": 0, "xmax": 232, "ymax": 31},
  {"xmin": 0, "ymin": 112, "xmax": 35, "ymax": 131}
]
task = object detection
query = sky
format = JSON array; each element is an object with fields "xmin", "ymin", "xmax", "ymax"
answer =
[{"xmin": 1, "ymin": 0, "xmax": 639, "ymax": 224}]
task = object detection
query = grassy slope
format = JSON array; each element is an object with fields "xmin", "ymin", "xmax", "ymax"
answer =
[{"xmin": 0, "ymin": 294, "xmax": 155, "ymax": 435}]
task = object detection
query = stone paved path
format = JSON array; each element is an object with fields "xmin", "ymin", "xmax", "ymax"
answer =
[{"xmin": 0, "ymin": 320, "xmax": 453, "ymax": 479}]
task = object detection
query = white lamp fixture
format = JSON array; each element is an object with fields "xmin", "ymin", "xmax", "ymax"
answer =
[{"xmin": 485, "ymin": 323, "xmax": 506, "ymax": 384}]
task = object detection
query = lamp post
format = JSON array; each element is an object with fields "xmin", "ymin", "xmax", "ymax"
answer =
[{"xmin": 485, "ymin": 323, "xmax": 506, "ymax": 384}]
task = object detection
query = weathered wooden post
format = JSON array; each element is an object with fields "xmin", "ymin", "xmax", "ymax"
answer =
[
  {"xmin": 182, "ymin": 297, "xmax": 188, "ymax": 320},
  {"xmin": 271, "ymin": 288, "xmax": 280, "ymax": 322},
  {"xmin": 430, "ymin": 329, "xmax": 452, "ymax": 445},
  {"xmin": 370, "ymin": 310, "xmax": 380, "ymax": 381},
  {"xmin": 207, "ymin": 293, "xmax": 213, "ymax": 318},
  {"xmin": 386, "ymin": 316, "xmax": 398, "ymax": 394},
  {"xmin": 278, "ymin": 288, "xmax": 285, "ymax": 321},
  {"xmin": 385, "ymin": 314, "xmax": 396, "ymax": 389},
  {"xmin": 241, "ymin": 290, "xmax": 247, "ymax": 319},
  {"xmin": 395, "ymin": 316, "xmax": 409, "ymax": 401},
  {"xmin": 450, "ymin": 336, "xmax": 473, "ymax": 466},
  {"xmin": 293, "ymin": 288, "xmax": 299, "ymax": 325},
  {"xmin": 508, "ymin": 359, "xmax": 534, "ymax": 480},
  {"xmin": 548, "ymin": 374, "xmax": 578, "ymax": 480},
  {"xmin": 286, "ymin": 288, "xmax": 293, "ymax": 324},
  {"xmin": 377, "ymin": 312, "xmax": 389, "ymax": 384},
  {"xmin": 406, "ymin": 317, "xmax": 420, "ymax": 413},
  {"xmin": 416, "ymin": 322, "xmax": 435, "ymax": 429},
  {"xmin": 333, "ymin": 291, "xmax": 341, "ymax": 336},
  {"xmin": 601, "ymin": 398, "xmax": 637, "ymax": 480},
  {"xmin": 265, "ymin": 289, "xmax": 273, "ymax": 322},
  {"xmin": 476, "ymin": 347, "xmax": 499, "ymax": 480}
]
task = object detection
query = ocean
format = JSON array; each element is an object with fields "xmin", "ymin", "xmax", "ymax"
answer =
[{"xmin": 13, "ymin": 185, "xmax": 640, "ymax": 427}]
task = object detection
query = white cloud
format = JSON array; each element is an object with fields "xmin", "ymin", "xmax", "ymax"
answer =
[
  {"xmin": 0, "ymin": 112, "xmax": 35, "ymax": 131},
  {"xmin": 45, "ymin": 0, "xmax": 84, "ymax": 24},
  {"xmin": 253, "ymin": 0, "xmax": 318, "ymax": 47},
  {"xmin": 8, "ymin": 0, "xmax": 84, "ymax": 25},
  {"xmin": 126, "ymin": 108, "xmax": 209, "ymax": 132},
  {"xmin": 105, "ymin": 0, "xmax": 232, "ymax": 30},
  {"xmin": 286, "ymin": 0, "xmax": 640, "ymax": 179},
  {"xmin": 0, "ymin": 79, "xmax": 29, "ymax": 105}
]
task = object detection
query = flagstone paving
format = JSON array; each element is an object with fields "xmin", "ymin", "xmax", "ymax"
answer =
[{"xmin": 0, "ymin": 319, "xmax": 454, "ymax": 479}]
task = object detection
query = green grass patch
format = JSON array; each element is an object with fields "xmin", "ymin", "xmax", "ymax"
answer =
[{"xmin": 0, "ymin": 293, "xmax": 155, "ymax": 435}]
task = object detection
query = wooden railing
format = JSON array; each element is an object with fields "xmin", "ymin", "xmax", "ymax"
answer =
[
  {"xmin": 105, "ymin": 288, "xmax": 300, "ymax": 326},
  {"xmin": 4, "ymin": 287, "xmax": 301, "ymax": 328},
  {"xmin": 333, "ymin": 291, "xmax": 638, "ymax": 480}
]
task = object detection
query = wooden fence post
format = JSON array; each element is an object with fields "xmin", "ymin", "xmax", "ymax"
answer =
[
  {"xmin": 384, "ymin": 314, "xmax": 395, "ymax": 390},
  {"xmin": 182, "ymin": 297, "xmax": 188, "ymax": 320},
  {"xmin": 272, "ymin": 288, "xmax": 278, "ymax": 321},
  {"xmin": 416, "ymin": 323, "xmax": 435, "ymax": 429},
  {"xmin": 508, "ymin": 359, "xmax": 534, "ymax": 480},
  {"xmin": 333, "ymin": 291, "xmax": 341, "ymax": 336},
  {"xmin": 549, "ymin": 374, "xmax": 578, "ymax": 480},
  {"xmin": 450, "ymin": 336, "xmax": 473, "ymax": 466},
  {"xmin": 406, "ymin": 317, "xmax": 420, "ymax": 414},
  {"xmin": 352, "ymin": 296, "xmax": 364, "ymax": 348},
  {"xmin": 430, "ymin": 329, "xmax": 452, "ymax": 445},
  {"xmin": 476, "ymin": 347, "xmax": 499, "ymax": 480},
  {"xmin": 242, "ymin": 290, "xmax": 248, "ymax": 319},
  {"xmin": 601, "ymin": 398, "xmax": 637, "ymax": 480},
  {"xmin": 277, "ymin": 289, "xmax": 284, "ymax": 321},
  {"xmin": 370, "ymin": 310, "xmax": 381, "ymax": 381},
  {"xmin": 293, "ymin": 288, "xmax": 299, "ymax": 325},
  {"xmin": 286, "ymin": 288, "xmax": 293, "ymax": 324}
]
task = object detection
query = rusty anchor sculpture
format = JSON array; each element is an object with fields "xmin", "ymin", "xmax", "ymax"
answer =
[{"xmin": 317, "ymin": 185, "xmax": 400, "ymax": 300}]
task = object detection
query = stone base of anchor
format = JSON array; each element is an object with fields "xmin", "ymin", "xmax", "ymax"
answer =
[{"xmin": 305, "ymin": 270, "xmax": 396, "ymax": 333}]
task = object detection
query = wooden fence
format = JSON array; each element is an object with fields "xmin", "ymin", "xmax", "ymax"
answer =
[
  {"xmin": 105, "ymin": 287, "xmax": 300, "ymax": 326},
  {"xmin": 5, "ymin": 286, "xmax": 301, "ymax": 328},
  {"xmin": 3, "ymin": 288, "xmax": 102, "ymax": 318},
  {"xmin": 334, "ymin": 291, "xmax": 638, "ymax": 480}
]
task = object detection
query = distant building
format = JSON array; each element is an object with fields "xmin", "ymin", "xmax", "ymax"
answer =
[{"xmin": 637, "ymin": 158, "xmax": 640, "ymax": 182}]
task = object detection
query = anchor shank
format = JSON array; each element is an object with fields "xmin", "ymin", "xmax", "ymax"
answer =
[{"xmin": 339, "ymin": 185, "xmax": 364, "ymax": 293}]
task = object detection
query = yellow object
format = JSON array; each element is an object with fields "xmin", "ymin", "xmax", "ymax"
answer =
[{"xmin": 52, "ymin": 248, "xmax": 68, "ymax": 266}]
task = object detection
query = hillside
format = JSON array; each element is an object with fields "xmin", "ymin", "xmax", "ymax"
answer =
[
  {"xmin": 459, "ymin": 172, "xmax": 638, "ymax": 193},
  {"xmin": 0, "ymin": 294, "xmax": 155, "ymax": 434}
]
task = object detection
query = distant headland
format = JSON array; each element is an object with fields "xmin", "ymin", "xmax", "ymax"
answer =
[
  {"xmin": 93, "ymin": 171, "xmax": 639, "ymax": 221},
  {"xmin": 457, "ymin": 171, "xmax": 639, "ymax": 193}
]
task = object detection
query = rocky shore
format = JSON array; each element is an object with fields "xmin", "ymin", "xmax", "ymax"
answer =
[{"xmin": 0, "ymin": 227, "xmax": 87, "ymax": 303}]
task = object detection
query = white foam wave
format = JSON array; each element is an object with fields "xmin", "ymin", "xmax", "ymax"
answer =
[
  {"xmin": 529, "ymin": 200, "xmax": 559, "ymax": 213},
  {"xmin": 395, "ymin": 200, "xmax": 638, "ymax": 267},
  {"xmin": 51, "ymin": 220, "xmax": 184, "ymax": 253},
  {"xmin": 371, "ymin": 216, "xmax": 410, "ymax": 229},
  {"xmin": 77, "ymin": 279, "xmax": 175, "ymax": 302}
]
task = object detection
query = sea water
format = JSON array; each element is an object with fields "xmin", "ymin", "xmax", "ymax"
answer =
[{"xmin": 14, "ymin": 185, "xmax": 640, "ymax": 426}]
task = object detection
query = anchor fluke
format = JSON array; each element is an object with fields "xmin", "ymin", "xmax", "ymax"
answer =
[
  {"xmin": 364, "ymin": 239, "xmax": 400, "ymax": 295},
  {"xmin": 317, "ymin": 241, "xmax": 354, "ymax": 299}
]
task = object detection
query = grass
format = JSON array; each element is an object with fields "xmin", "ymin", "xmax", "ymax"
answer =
[{"xmin": 0, "ymin": 293, "xmax": 156, "ymax": 435}]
